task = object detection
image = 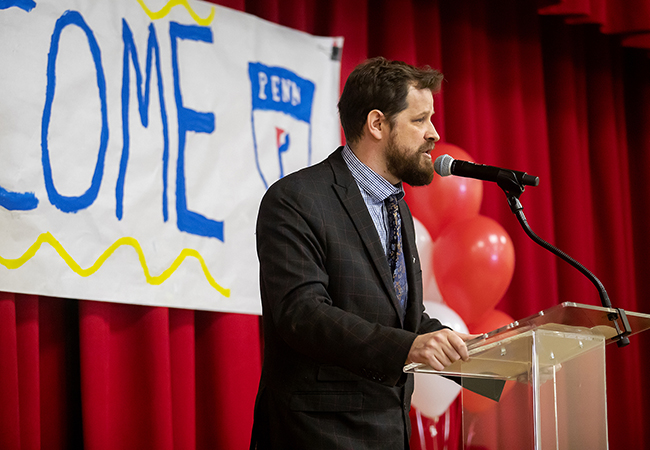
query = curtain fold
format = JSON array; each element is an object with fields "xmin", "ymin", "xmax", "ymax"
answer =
[
  {"xmin": 1, "ymin": 1, "xmax": 650, "ymax": 449},
  {"xmin": 439, "ymin": 0, "xmax": 560, "ymax": 322},
  {"xmin": 0, "ymin": 292, "xmax": 23, "ymax": 450},
  {"xmin": 78, "ymin": 301, "xmax": 175, "ymax": 450},
  {"xmin": 538, "ymin": 15, "xmax": 646, "ymax": 448},
  {"xmin": 626, "ymin": 50, "xmax": 650, "ymax": 441},
  {"xmin": 540, "ymin": 16, "xmax": 598, "ymax": 303},
  {"xmin": 14, "ymin": 295, "xmax": 40, "ymax": 450},
  {"xmin": 539, "ymin": 0, "xmax": 650, "ymax": 41},
  {"xmin": 194, "ymin": 311, "xmax": 261, "ymax": 450}
]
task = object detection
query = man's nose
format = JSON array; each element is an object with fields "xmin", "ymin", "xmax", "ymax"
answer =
[{"xmin": 426, "ymin": 122, "xmax": 440, "ymax": 142}]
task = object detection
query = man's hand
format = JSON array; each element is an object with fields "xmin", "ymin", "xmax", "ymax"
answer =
[{"xmin": 406, "ymin": 329, "xmax": 477, "ymax": 371}]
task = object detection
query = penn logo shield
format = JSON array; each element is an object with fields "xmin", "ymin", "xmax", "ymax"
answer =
[{"xmin": 248, "ymin": 62, "xmax": 315, "ymax": 189}]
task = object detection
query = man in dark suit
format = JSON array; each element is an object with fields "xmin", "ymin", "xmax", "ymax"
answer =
[{"xmin": 250, "ymin": 57, "xmax": 473, "ymax": 450}]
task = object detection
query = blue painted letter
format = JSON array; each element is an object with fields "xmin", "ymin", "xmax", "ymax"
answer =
[
  {"xmin": 41, "ymin": 10, "xmax": 108, "ymax": 213},
  {"xmin": 118, "ymin": 20, "xmax": 170, "ymax": 221},
  {"xmin": 0, "ymin": 186, "xmax": 38, "ymax": 211},
  {"xmin": 170, "ymin": 22, "xmax": 223, "ymax": 241}
]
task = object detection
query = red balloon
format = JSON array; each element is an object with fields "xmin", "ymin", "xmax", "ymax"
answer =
[
  {"xmin": 404, "ymin": 143, "xmax": 483, "ymax": 240},
  {"xmin": 433, "ymin": 215, "xmax": 515, "ymax": 325},
  {"xmin": 468, "ymin": 309, "xmax": 515, "ymax": 334}
]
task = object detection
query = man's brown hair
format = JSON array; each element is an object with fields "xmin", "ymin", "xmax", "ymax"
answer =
[{"xmin": 338, "ymin": 57, "xmax": 443, "ymax": 144}]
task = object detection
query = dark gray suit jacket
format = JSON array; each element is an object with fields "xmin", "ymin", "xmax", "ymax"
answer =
[{"xmin": 250, "ymin": 148, "xmax": 447, "ymax": 450}]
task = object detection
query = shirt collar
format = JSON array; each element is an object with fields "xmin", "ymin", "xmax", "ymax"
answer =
[{"xmin": 342, "ymin": 144, "xmax": 404, "ymax": 202}]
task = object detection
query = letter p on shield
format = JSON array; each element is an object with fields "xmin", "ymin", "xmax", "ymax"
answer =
[{"xmin": 248, "ymin": 62, "xmax": 315, "ymax": 189}]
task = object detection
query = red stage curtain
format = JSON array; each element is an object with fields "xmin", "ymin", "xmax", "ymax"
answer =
[{"xmin": 1, "ymin": 1, "xmax": 649, "ymax": 449}]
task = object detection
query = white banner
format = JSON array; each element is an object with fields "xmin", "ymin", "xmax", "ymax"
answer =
[{"xmin": 0, "ymin": 0, "xmax": 342, "ymax": 314}]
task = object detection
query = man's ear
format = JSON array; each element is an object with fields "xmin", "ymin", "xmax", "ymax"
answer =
[{"xmin": 366, "ymin": 109, "xmax": 387, "ymax": 141}]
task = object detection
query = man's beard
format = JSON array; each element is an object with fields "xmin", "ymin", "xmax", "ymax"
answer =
[{"xmin": 385, "ymin": 134, "xmax": 434, "ymax": 186}]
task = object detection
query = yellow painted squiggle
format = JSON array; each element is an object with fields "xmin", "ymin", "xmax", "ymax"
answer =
[
  {"xmin": 0, "ymin": 232, "xmax": 230, "ymax": 297},
  {"xmin": 136, "ymin": 0, "xmax": 215, "ymax": 26}
]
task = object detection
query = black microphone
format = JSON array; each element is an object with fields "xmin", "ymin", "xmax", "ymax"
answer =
[{"xmin": 434, "ymin": 154, "xmax": 539, "ymax": 187}]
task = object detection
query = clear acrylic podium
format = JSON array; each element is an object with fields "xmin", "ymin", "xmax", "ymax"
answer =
[{"xmin": 405, "ymin": 302, "xmax": 650, "ymax": 449}]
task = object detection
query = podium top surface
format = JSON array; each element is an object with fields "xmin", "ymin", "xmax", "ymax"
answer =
[
  {"xmin": 464, "ymin": 302, "xmax": 650, "ymax": 348},
  {"xmin": 404, "ymin": 302, "xmax": 650, "ymax": 379}
]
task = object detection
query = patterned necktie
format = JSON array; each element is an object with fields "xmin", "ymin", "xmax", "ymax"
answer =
[{"xmin": 386, "ymin": 196, "xmax": 407, "ymax": 317}]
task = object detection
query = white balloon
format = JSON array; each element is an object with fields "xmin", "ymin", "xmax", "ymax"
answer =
[
  {"xmin": 412, "ymin": 374, "xmax": 461, "ymax": 419},
  {"xmin": 414, "ymin": 218, "xmax": 443, "ymax": 304},
  {"xmin": 423, "ymin": 301, "xmax": 468, "ymax": 334},
  {"xmin": 411, "ymin": 302, "xmax": 469, "ymax": 418}
]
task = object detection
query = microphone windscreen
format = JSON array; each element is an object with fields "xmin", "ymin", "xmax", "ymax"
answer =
[{"xmin": 434, "ymin": 154, "xmax": 454, "ymax": 176}]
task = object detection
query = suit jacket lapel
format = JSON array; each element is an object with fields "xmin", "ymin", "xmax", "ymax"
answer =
[{"xmin": 327, "ymin": 150, "xmax": 402, "ymax": 318}]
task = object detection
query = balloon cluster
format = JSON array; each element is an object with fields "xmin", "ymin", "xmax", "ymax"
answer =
[{"xmin": 407, "ymin": 143, "xmax": 516, "ymax": 420}]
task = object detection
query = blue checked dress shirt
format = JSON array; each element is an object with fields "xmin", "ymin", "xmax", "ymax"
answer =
[{"xmin": 342, "ymin": 145, "xmax": 408, "ymax": 316}]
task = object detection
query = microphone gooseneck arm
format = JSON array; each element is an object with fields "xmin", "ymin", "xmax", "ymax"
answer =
[{"xmin": 496, "ymin": 170, "xmax": 631, "ymax": 347}]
